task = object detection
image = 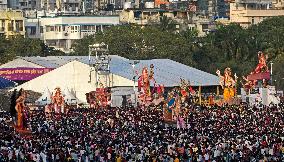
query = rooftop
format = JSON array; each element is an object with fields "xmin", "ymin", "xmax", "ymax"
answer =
[{"xmin": 9, "ymin": 55, "xmax": 219, "ymax": 87}]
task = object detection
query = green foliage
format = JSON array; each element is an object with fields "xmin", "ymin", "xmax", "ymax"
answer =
[
  {"xmin": 0, "ymin": 35, "xmax": 64, "ymax": 64},
  {"xmin": 157, "ymin": 16, "xmax": 177, "ymax": 31},
  {"xmin": 95, "ymin": 25, "xmax": 195, "ymax": 66},
  {"xmin": 0, "ymin": 35, "xmax": 10, "ymax": 64},
  {"xmin": 70, "ymin": 35, "xmax": 96, "ymax": 56},
  {"xmin": 273, "ymin": 52, "xmax": 284, "ymax": 89}
]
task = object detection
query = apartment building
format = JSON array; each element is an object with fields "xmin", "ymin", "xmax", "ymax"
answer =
[
  {"xmin": 196, "ymin": 0, "xmax": 230, "ymax": 17},
  {"xmin": 230, "ymin": 0, "xmax": 284, "ymax": 27},
  {"xmin": 0, "ymin": 10, "xmax": 25, "ymax": 38},
  {"xmin": 25, "ymin": 15, "xmax": 119, "ymax": 53},
  {"xmin": 9, "ymin": 0, "xmax": 80, "ymax": 12},
  {"xmin": 0, "ymin": 0, "xmax": 8, "ymax": 10}
]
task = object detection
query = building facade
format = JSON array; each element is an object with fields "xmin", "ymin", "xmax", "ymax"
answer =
[
  {"xmin": 230, "ymin": 0, "xmax": 284, "ymax": 27},
  {"xmin": 0, "ymin": 0, "xmax": 8, "ymax": 10},
  {"xmin": 25, "ymin": 15, "xmax": 119, "ymax": 53},
  {"xmin": 0, "ymin": 10, "xmax": 25, "ymax": 38}
]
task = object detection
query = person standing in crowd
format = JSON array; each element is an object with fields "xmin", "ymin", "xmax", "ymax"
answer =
[
  {"xmin": 9, "ymin": 89, "xmax": 17, "ymax": 125},
  {"xmin": 0, "ymin": 102, "xmax": 283, "ymax": 161},
  {"xmin": 15, "ymin": 88, "xmax": 26, "ymax": 130}
]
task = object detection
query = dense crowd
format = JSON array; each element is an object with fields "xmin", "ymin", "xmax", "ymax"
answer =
[{"xmin": 0, "ymin": 103, "xmax": 284, "ymax": 162}]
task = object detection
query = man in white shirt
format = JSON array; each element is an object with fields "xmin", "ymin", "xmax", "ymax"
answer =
[
  {"xmin": 205, "ymin": 152, "xmax": 210, "ymax": 161},
  {"xmin": 107, "ymin": 152, "xmax": 112, "ymax": 160},
  {"xmin": 40, "ymin": 151, "xmax": 47, "ymax": 162}
]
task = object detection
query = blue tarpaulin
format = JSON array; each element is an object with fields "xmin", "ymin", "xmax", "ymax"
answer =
[{"xmin": 0, "ymin": 77, "xmax": 16, "ymax": 89}]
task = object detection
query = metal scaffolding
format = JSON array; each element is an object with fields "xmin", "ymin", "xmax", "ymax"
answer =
[{"xmin": 88, "ymin": 42, "xmax": 111, "ymax": 87}]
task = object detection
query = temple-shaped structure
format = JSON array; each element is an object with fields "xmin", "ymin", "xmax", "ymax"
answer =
[{"xmin": 241, "ymin": 51, "xmax": 280, "ymax": 106}]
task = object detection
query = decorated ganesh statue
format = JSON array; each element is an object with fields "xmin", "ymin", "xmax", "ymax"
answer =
[
  {"xmin": 137, "ymin": 64, "xmax": 156, "ymax": 106},
  {"xmin": 50, "ymin": 87, "xmax": 65, "ymax": 114},
  {"xmin": 86, "ymin": 83, "xmax": 111, "ymax": 109},
  {"xmin": 253, "ymin": 51, "xmax": 269, "ymax": 74},
  {"xmin": 216, "ymin": 67, "xmax": 238, "ymax": 101}
]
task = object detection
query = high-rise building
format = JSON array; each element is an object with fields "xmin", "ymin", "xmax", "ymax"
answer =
[
  {"xmin": 230, "ymin": 0, "xmax": 284, "ymax": 27},
  {"xmin": 0, "ymin": 0, "xmax": 8, "ymax": 9},
  {"xmin": 197, "ymin": 0, "xmax": 229, "ymax": 18}
]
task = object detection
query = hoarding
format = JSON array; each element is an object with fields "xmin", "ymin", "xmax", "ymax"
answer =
[{"xmin": 0, "ymin": 68, "xmax": 53, "ymax": 80}]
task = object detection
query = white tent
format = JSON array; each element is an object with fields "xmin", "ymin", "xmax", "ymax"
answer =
[
  {"xmin": 13, "ymin": 60, "xmax": 134, "ymax": 103},
  {"xmin": 0, "ymin": 58, "xmax": 44, "ymax": 68},
  {"xmin": 36, "ymin": 87, "xmax": 52, "ymax": 105},
  {"xmin": 63, "ymin": 87, "xmax": 80, "ymax": 104}
]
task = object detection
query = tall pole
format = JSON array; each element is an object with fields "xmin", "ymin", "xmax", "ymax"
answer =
[
  {"xmin": 217, "ymin": 86, "xmax": 219, "ymax": 96},
  {"xmin": 270, "ymin": 62, "xmax": 273, "ymax": 85},
  {"xmin": 199, "ymin": 86, "xmax": 202, "ymax": 105},
  {"xmin": 132, "ymin": 64, "xmax": 136, "ymax": 105},
  {"xmin": 95, "ymin": 50, "xmax": 98, "ymax": 87},
  {"xmin": 88, "ymin": 45, "xmax": 91, "ymax": 83}
]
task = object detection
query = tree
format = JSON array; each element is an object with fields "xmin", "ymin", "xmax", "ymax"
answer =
[
  {"xmin": 41, "ymin": 43, "xmax": 65, "ymax": 56},
  {"xmin": 71, "ymin": 35, "xmax": 96, "ymax": 55},
  {"xmin": 0, "ymin": 35, "xmax": 66, "ymax": 64},
  {"xmin": 273, "ymin": 52, "xmax": 284, "ymax": 90},
  {"xmin": 158, "ymin": 16, "xmax": 177, "ymax": 32},
  {"xmin": 92, "ymin": 25, "xmax": 195, "ymax": 66},
  {"xmin": 0, "ymin": 35, "xmax": 10, "ymax": 64}
]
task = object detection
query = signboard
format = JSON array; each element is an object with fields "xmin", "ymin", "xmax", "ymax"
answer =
[
  {"xmin": 250, "ymin": 88, "xmax": 259, "ymax": 94},
  {"xmin": 0, "ymin": 68, "xmax": 53, "ymax": 80}
]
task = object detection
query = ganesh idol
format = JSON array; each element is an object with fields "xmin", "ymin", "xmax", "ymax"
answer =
[
  {"xmin": 15, "ymin": 88, "xmax": 27, "ymax": 130},
  {"xmin": 253, "ymin": 51, "xmax": 268, "ymax": 74},
  {"xmin": 216, "ymin": 67, "xmax": 237, "ymax": 101},
  {"xmin": 50, "ymin": 87, "xmax": 65, "ymax": 113},
  {"xmin": 138, "ymin": 64, "xmax": 155, "ymax": 104}
]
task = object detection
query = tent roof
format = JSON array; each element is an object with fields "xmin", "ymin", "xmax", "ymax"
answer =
[
  {"xmin": 12, "ymin": 60, "xmax": 96, "ymax": 103},
  {"xmin": 109, "ymin": 56, "xmax": 219, "ymax": 86},
  {"xmin": 0, "ymin": 58, "xmax": 44, "ymax": 68},
  {"xmin": 11, "ymin": 55, "xmax": 219, "ymax": 86},
  {"xmin": 63, "ymin": 88, "xmax": 81, "ymax": 104},
  {"xmin": 36, "ymin": 87, "xmax": 52, "ymax": 105},
  {"xmin": 0, "ymin": 77, "xmax": 17, "ymax": 89}
]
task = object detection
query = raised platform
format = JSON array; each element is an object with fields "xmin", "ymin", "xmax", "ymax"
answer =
[{"xmin": 247, "ymin": 72, "xmax": 270, "ymax": 81}]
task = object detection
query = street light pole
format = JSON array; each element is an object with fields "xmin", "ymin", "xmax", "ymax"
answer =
[
  {"xmin": 88, "ymin": 45, "xmax": 92, "ymax": 83},
  {"xmin": 132, "ymin": 64, "xmax": 135, "ymax": 90},
  {"xmin": 270, "ymin": 62, "xmax": 273, "ymax": 85},
  {"xmin": 132, "ymin": 63, "xmax": 136, "ymax": 106}
]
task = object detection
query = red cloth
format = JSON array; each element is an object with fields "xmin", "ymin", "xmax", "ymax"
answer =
[
  {"xmin": 181, "ymin": 90, "xmax": 187, "ymax": 96},
  {"xmin": 138, "ymin": 77, "xmax": 142, "ymax": 91}
]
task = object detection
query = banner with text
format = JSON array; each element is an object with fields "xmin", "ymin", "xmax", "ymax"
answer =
[{"xmin": 0, "ymin": 68, "xmax": 54, "ymax": 80}]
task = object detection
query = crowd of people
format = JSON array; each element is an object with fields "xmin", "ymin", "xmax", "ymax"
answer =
[{"xmin": 0, "ymin": 102, "xmax": 284, "ymax": 162}]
